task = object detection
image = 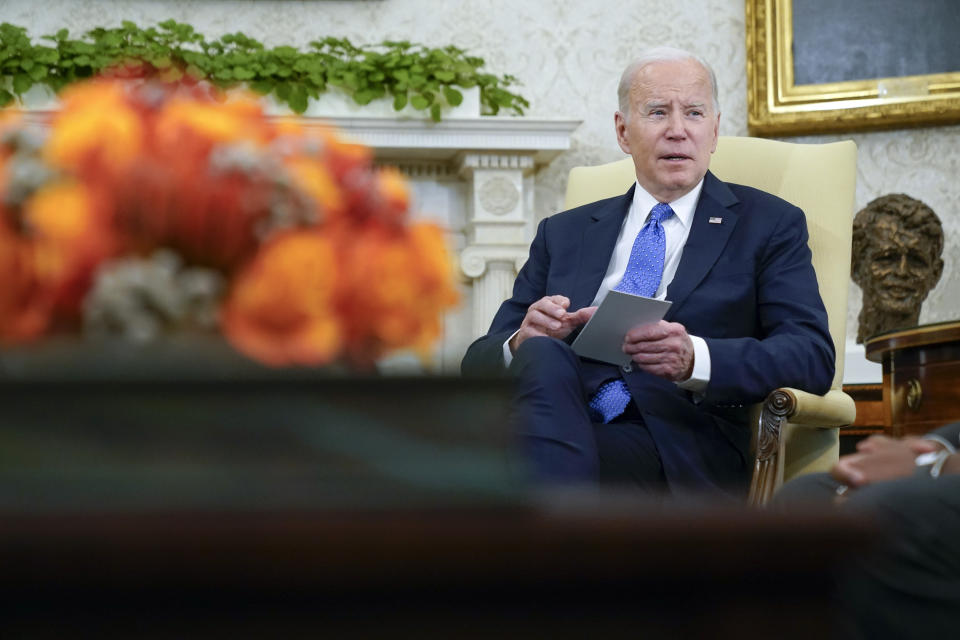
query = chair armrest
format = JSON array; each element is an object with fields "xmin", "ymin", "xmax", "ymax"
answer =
[
  {"xmin": 765, "ymin": 387, "xmax": 857, "ymax": 428},
  {"xmin": 749, "ymin": 388, "xmax": 856, "ymax": 506}
]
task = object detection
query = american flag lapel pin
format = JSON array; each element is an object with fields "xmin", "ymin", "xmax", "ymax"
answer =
[{"xmin": 708, "ymin": 216, "xmax": 723, "ymax": 224}]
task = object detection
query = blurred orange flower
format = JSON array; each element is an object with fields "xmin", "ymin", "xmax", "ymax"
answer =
[
  {"xmin": 338, "ymin": 223, "xmax": 459, "ymax": 363},
  {"xmin": 22, "ymin": 182, "xmax": 114, "ymax": 315},
  {"xmin": 285, "ymin": 156, "xmax": 344, "ymax": 222},
  {"xmin": 44, "ymin": 81, "xmax": 143, "ymax": 178},
  {"xmin": 374, "ymin": 167, "xmax": 412, "ymax": 227},
  {"xmin": 0, "ymin": 228, "xmax": 57, "ymax": 341},
  {"xmin": 222, "ymin": 230, "xmax": 342, "ymax": 367},
  {"xmin": 0, "ymin": 78, "xmax": 460, "ymax": 368},
  {"xmin": 155, "ymin": 95, "xmax": 270, "ymax": 148}
]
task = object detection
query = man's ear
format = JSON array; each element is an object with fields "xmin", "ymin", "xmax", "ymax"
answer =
[
  {"xmin": 932, "ymin": 256, "xmax": 945, "ymax": 284},
  {"xmin": 711, "ymin": 113, "xmax": 720, "ymax": 153},
  {"xmin": 850, "ymin": 256, "xmax": 866, "ymax": 287},
  {"xmin": 614, "ymin": 111, "xmax": 630, "ymax": 154},
  {"xmin": 851, "ymin": 266, "xmax": 863, "ymax": 287},
  {"xmin": 850, "ymin": 231, "xmax": 866, "ymax": 286}
]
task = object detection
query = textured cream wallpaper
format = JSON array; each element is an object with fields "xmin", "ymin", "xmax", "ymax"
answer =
[{"xmin": 5, "ymin": 0, "xmax": 958, "ymax": 340}]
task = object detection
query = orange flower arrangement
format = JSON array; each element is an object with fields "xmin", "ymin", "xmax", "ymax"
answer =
[{"xmin": 0, "ymin": 79, "xmax": 459, "ymax": 368}]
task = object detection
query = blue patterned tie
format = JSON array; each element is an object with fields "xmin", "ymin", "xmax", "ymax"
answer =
[{"xmin": 588, "ymin": 202, "xmax": 673, "ymax": 423}]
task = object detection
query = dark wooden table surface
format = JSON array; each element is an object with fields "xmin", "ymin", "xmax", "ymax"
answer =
[
  {"xmin": 0, "ymin": 348, "xmax": 874, "ymax": 638},
  {"xmin": 0, "ymin": 497, "xmax": 873, "ymax": 638},
  {"xmin": 866, "ymin": 320, "xmax": 960, "ymax": 437}
]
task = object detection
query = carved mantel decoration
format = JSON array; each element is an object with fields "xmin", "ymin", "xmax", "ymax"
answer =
[{"xmin": 851, "ymin": 193, "xmax": 944, "ymax": 343}]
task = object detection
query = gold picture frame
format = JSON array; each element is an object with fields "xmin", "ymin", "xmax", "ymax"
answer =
[{"xmin": 746, "ymin": 0, "xmax": 960, "ymax": 136}]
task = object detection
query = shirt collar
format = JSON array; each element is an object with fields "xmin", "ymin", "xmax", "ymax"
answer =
[{"xmin": 630, "ymin": 178, "xmax": 704, "ymax": 230}]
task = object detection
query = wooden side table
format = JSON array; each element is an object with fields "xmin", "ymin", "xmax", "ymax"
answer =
[
  {"xmin": 865, "ymin": 321, "xmax": 960, "ymax": 437},
  {"xmin": 839, "ymin": 383, "xmax": 885, "ymax": 454}
]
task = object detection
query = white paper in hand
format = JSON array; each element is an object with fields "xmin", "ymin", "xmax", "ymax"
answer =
[{"xmin": 571, "ymin": 290, "xmax": 672, "ymax": 366}]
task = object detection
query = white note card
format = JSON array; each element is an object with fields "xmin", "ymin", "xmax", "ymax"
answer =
[{"xmin": 571, "ymin": 290, "xmax": 672, "ymax": 366}]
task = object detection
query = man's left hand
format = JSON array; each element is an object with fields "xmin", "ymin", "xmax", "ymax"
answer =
[{"xmin": 622, "ymin": 320, "xmax": 694, "ymax": 382}]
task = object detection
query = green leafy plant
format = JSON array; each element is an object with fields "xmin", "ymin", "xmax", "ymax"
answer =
[{"xmin": 0, "ymin": 20, "xmax": 529, "ymax": 121}]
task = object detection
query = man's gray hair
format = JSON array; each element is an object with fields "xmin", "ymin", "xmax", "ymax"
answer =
[{"xmin": 617, "ymin": 46, "xmax": 719, "ymax": 117}]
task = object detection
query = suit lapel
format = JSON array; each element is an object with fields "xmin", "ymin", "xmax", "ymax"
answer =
[
  {"xmin": 569, "ymin": 185, "xmax": 634, "ymax": 310},
  {"xmin": 665, "ymin": 172, "xmax": 740, "ymax": 320}
]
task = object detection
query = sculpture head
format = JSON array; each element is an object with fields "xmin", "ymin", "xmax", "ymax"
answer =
[{"xmin": 851, "ymin": 193, "xmax": 944, "ymax": 342}]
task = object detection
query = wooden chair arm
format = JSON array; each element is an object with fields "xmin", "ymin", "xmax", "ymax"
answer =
[
  {"xmin": 748, "ymin": 388, "xmax": 856, "ymax": 506},
  {"xmin": 767, "ymin": 388, "xmax": 857, "ymax": 427}
]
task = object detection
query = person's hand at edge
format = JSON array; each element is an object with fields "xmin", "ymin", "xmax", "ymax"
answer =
[
  {"xmin": 509, "ymin": 295, "xmax": 597, "ymax": 354},
  {"xmin": 831, "ymin": 435, "xmax": 942, "ymax": 488}
]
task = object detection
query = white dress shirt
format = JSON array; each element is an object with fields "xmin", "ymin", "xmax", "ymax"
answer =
[
  {"xmin": 503, "ymin": 180, "xmax": 712, "ymax": 394},
  {"xmin": 591, "ymin": 180, "xmax": 710, "ymax": 392}
]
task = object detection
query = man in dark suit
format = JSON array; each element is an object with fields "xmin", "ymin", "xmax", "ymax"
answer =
[
  {"xmin": 461, "ymin": 47, "xmax": 835, "ymax": 496},
  {"xmin": 776, "ymin": 423, "xmax": 960, "ymax": 636}
]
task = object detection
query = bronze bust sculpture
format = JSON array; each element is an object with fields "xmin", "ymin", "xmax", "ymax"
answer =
[{"xmin": 851, "ymin": 194, "xmax": 944, "ymax": 343}]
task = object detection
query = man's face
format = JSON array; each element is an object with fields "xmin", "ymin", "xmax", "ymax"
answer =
[
  {"xmin": 860, "ymin": 215, "xmax": 943, "ymax": 314},
  {"xmin": 614, "ymin": 58, "xmax": 719, "ymax": 202}
]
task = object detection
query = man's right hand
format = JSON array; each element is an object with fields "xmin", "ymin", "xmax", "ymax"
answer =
[
  {"xmin": 831, "ymin": 435, "xmax": 942, "ymax": 488},
  {"xmin": 509, "ymin": 295, "xmax": 596, "ymax": 354}
]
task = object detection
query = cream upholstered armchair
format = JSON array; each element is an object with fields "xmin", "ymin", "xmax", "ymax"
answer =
[{"xmin": 564, "ymin": 136, "xmax": 858, "ymax": 505}]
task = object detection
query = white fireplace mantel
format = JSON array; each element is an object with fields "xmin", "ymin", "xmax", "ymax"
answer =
[{"xmin": 305, "ymin": 115, "xmax": 582, "ymax": 164}]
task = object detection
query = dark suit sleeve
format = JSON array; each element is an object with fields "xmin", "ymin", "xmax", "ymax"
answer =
[
  {"xmin": 929, "ymin": 422, "xmax": 960, "ymax": 448},
  {"xmin": 700, "ymin": 203, "xmax": 836, "ymax": 404},
  {"xmin": 461, "ymin": 217, "xmax": 552, "ymax": 376}
]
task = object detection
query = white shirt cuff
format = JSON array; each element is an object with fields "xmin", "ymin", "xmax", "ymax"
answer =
[
  {"xmin": 502, "ymin": 330, "xmax": 520, "ymax": 368},
  {"xmin": 923, "ymin": 434, "xmax": 958, "ymax": 455},
  {"xmin": 677, "ymin": 335, "xmax": 710, "ymax": 394}
]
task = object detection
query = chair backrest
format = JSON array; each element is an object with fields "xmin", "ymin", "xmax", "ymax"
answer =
[{"xmin": 564, "ymin": 136, "xmax": 858, "ymax": 392}]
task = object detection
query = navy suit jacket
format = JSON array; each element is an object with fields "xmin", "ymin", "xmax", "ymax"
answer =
[
  {"xmin": 462, "ymin": 171, "xmax": 836, "ymax": 491},
  {"xmin": 931, "ymin": 422, "xmax": 960, "ymax": 449}
]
